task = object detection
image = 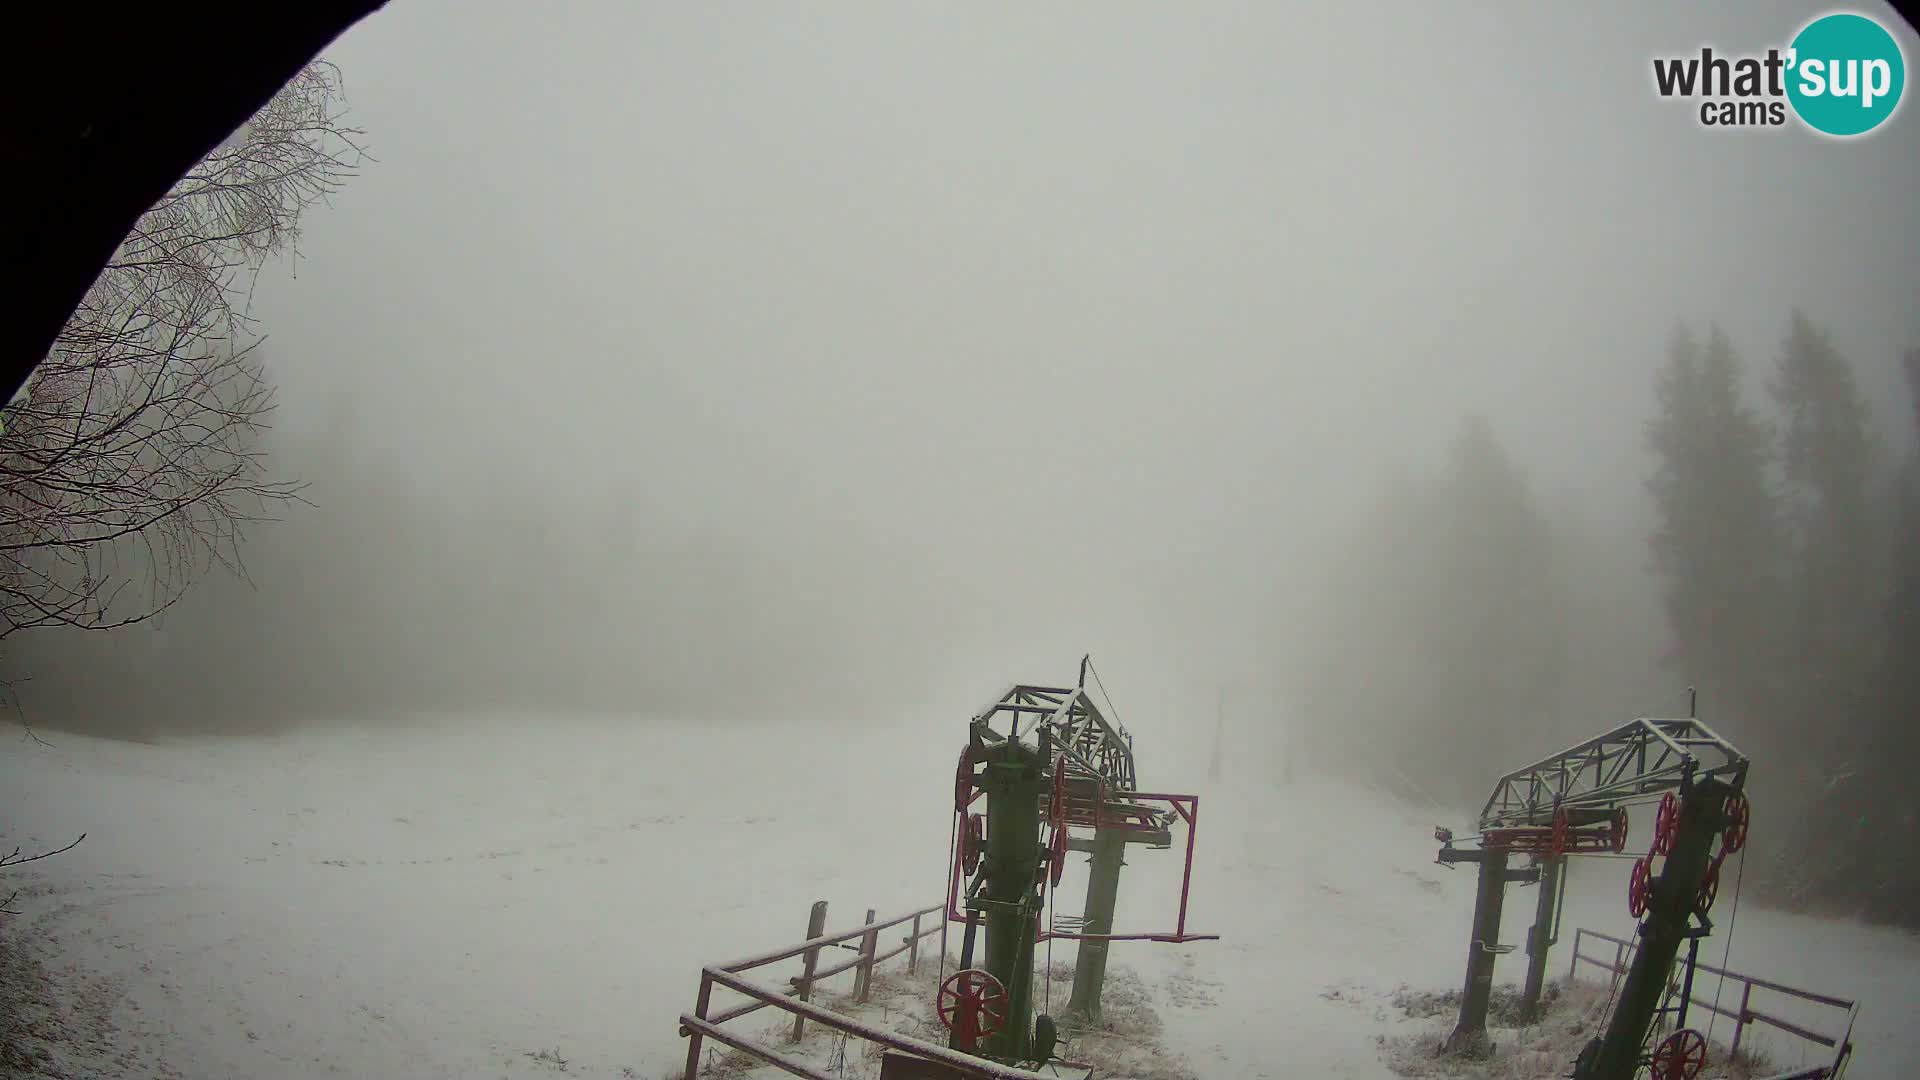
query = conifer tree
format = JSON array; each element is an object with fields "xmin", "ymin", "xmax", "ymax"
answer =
[
  {"xmin": 1769, "ymin": 312, "xmax": 1884, "ymax": 902},
  {"xmin": 1645, "ymin": 325, "xmax": 1785, "ymax": 730}
]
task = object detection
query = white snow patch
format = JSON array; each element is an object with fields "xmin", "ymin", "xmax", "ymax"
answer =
[{"xmin": 0, "ymin": 716, "xmax": 1913, "ymax": 1078}]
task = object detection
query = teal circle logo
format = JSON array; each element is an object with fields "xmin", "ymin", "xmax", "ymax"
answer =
[{"xmin": 1787, "ymin": 12, "xmax": 1906, "ymax": 136}]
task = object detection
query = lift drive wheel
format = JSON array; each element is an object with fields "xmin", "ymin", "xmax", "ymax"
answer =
[
  {"xmin": 1650, "ymin": 1028, "xmax": 1708, "ymax": 1080},
  {"xmin": 1048, "ymin": 821, "xmax": 1069, "ymax": 887},
  {"xmin": 1653, "ymin": 792, "xmax": 1679, "ymax": 857},
  {"xmin": 937, "ymin": 968, "xmax": 1009, "ymax": 1051},
  {"xmin": 1695, "ymin": 856, "xmax": 1721, "ymax": 915},
  {"xmin": 1628, "ymin": 856, "xmax": 1653, "ymax": 918},
  {"xmin": 1723, "ymin": 792, "xmax": 1750, "ymax": 855},
  {"xmin": 954, "ymin": 746, "xmax": 974, "ymax": 814},
  {"xmin": 960, "ymin": 813, "xmax": 985, "ymax": 876},
  {"xmin": 1048, "ymin": 752, "xmax": 1068, "ymax": 827}
]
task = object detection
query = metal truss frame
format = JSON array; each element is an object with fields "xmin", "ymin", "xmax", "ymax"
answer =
[
  {"xmin": 969, "ymin": 683, "xmax": 1140, "ymax": 798},
  {"xmin": 1477, "ymin": 717, "xmax": 1748, "ymax": 832}
]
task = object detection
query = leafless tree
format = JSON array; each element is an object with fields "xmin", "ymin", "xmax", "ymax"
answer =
[
  {"xmin": 0, "ymin": 63, "xmax": 364, "ymax": 641},
  {"xmin": 0, "ymin": 835, "xmax": 86, "ymax": 915}
]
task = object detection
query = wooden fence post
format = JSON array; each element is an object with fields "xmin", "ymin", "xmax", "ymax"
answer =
[
  {"xmin": 682, "ymin": 972, "xmax": 713, "ymax": 1080},
  {"xmin": 855, "ymin": 908, "xmax": 879, "ymax": 1002},
  {"xmin": 790, "ymin": 900, "xmax": 829, "ymax": 1043},
  {"xmin": 908, "ymin": 912, "xmax": 922, "ymax": 974}
]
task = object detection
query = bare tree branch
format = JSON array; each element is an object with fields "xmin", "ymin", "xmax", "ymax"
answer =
[
  {"xmin": 0, "ymin": 63, "xmax": 364, "ymax": 640},
  {"xmin": 0, "ymin": 835, "xmax": 87, "ymax": 870}
]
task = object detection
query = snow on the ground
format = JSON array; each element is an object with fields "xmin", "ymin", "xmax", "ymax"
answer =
[{"xmin": 0, "ymin": 715, "xmax": 1914, "ymax": 1079}]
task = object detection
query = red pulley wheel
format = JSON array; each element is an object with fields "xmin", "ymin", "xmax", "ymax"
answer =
[
  {"xmin": 1652, "ymin": 792, "xmax": 1679, "ymax": 857},
  {"xmin": 1048, "ymin": 752, "xmax": 1069, "ymax": 827},
  {"xmin": 1723, "ymin": 792, "xmax": 1750, "ymax": 855},
  {"xmin": 960, "ymin": 813, "xmax": 985, "ymax": 876},
  {"xmin": 1695, "ymin": 856, "xmax": 1721, "ymax": 915},
  {"xmin": 937, "ymin": 968, "xmax": 1009, "ymax": 1051},
  {"xmin": 954, "ymin": 746, "xmax": 974, "ymax": 814},
  {"xmin": 1551, "ymin": 807, "xmax": 1570, "ymax": 857},
  {"xmin": 1628, "ymin": 856, "xmax": 1653, "ymax": 918},
  {"xmin": 1049, "ymin": 822, "xmax": 1069, "ymax": 887},
  {"xmin": 1650, "ymin": 1028, "xmax": 1708, "ymax": 1080},
  {"xmin": 1611, "ymin": 807, "xmax": 1630, "ymax": 854}
]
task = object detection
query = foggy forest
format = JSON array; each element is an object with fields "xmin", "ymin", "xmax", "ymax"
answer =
[{"xmin": 1, "ymin": 3, "xmax": 1916, "ymax": 1079}]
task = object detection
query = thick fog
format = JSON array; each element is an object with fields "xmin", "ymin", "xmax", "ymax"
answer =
[{"xmin": 8, "ymin": 0, "xmax": 1917, "ymax": 836}]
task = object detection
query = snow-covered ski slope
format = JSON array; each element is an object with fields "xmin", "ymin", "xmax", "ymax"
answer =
[{"xmin": 1, "ymin": 714, "xmax": 1913, "ymax": 1079}]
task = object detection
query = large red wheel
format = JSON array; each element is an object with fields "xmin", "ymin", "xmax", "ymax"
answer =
[
  {"xmin": 1695, "ymin": 856, "xmax": 1721, "ymax": 915},
  {"xmin": 960, "ymin": 813, "xmax": 985, "ymax": 876},
  {"xmin": 1723, "ymin": 792, "xmax": 1750, "ymax": 855},
  {"xmin": 937, "ymin": 968, "xmax": 1009, "ymax": 1051},
  {"xmin": 1650, "ymin": 1028, "xmax": 1708, "ymax": 1080},
  {"xmin": 1652, "ymin": 793, "xmax": 1679, "ymax": 857},
  {"xmin": 1551, "ymin": 807, "xmax": 1570, "ymax": 857},
  {"xmin": 955, "ymin": 746, "xmax": 974, "ymax": 814},
  {"xmin": 1049, "ymin": 821, "xmax": 1069, "ymax": 887},
  {"xmin": 1610, "ymin": 807, "xmax": 1630, "ymax": 854},
  {"xmin": 1048, "ymin": 752, "xmax": 1068, "ymax": 827},
  {"xmin": 1628, "ymin": 856, "xmax": 1653, "ymax": 918}
]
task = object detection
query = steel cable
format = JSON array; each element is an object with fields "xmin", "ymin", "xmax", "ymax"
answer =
[{"xmin": 1706, "ymin": 845, "xmax": 1747, "ymax": 1051}]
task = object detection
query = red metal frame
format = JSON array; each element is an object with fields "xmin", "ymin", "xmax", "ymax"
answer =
[
  {"xmin": 1058, "ymin": 792, "xmax": 1213, "ymax": 943},
  {"xmin": 944, "ymin": 791, "xmax": 1217, "ymax": 943},
  {"xmin": 1483, "ymin": 820, "xmax": 1624, "ymax": 856}
]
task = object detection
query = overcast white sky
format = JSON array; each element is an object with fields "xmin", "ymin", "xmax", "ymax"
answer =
[{"xmin": 197, "ymin": 1, "xmax": 1920, "ymax": 718}]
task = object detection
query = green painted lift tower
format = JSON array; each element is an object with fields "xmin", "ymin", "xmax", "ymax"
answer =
[{"xmin": 937, "ymin": 660, "xmax": 1216, "ymax": 1070}]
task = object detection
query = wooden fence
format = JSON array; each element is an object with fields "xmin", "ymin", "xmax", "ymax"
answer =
[{"xmin": 677, "ymin": 899, "xmax": 1057, "ymax": 1080}]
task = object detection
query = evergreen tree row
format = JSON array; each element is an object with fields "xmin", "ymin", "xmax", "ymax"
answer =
[
  {"xmin": 1295, "ymin": 313, "xmax": 1915, "ymax": 925},
  {"xmin": 1648, "ymin": 318, "xmax": 1916, "ymax": 923}
]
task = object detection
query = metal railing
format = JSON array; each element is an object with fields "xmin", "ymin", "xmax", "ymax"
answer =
[
  {"xmin": 677, "ymin": 899, "xmax": 1057, "ymax": 1080},
  {"xmin": 1569, "ymin": 927, "xmax": 1857, "ymax": 1078}
]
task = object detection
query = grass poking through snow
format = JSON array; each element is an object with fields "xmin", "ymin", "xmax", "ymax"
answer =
[
  {"xmin": 1379, "ymin": 979, "xmax": 1790, "ymax": 1080},
  {"xmin": 676, "ymin": 952, "xmax": 1197, "ymax": 1079}
]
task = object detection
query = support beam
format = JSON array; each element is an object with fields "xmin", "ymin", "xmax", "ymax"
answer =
[
  {"xmin": 1520, "ymin": 855, "xmax": 1564, "ymax": 1020},
  {"xmin": 1435, "ymin": 847, "xmax": 1539, "ymax": 884},
  {"xmin": 1574, "ymin": 777, "xmax": 1734, "ymax": 1080},
  {"xmin": 1063, "ymin": 827, "xmax": 1127, "ymax": 1024},
  {"xmin": 1444, "ymin": 845, "xmax": 1511, "ymax": 1056}
]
